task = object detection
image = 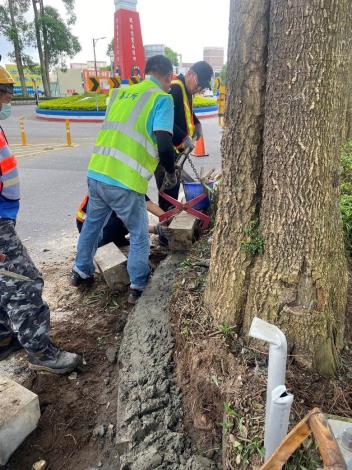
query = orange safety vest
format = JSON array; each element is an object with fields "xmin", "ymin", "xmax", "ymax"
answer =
[{"xmin": 0, "ymin": 129, "xmax": 20, "ymax": 201}]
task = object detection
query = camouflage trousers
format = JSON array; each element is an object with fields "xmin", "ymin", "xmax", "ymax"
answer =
[{"xmin": 0, "ymin": 219, "xmax": 50, "ymax": 354}]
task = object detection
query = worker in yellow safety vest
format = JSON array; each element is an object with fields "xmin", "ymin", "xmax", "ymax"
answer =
[
  {"xmin": 155, "ymin": 61, "xmax": 214, "ymax": 210},
  {"xmin": 70, "ymin": 55, "xmax": 177, "ymax": 305}
]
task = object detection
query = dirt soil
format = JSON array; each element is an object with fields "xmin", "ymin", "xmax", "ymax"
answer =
[
  {"xmin": 170, "ymin": 237, "xmax": 352, "ymax": 469},
  {"xmin": 2, "ymin": 247, "xmax": 167, "ymax": 470}
]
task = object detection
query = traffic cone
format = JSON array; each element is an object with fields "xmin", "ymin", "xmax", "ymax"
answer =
[{"xmin": 191, "ymin": 136, "xmax": 209, "ymax": 157}]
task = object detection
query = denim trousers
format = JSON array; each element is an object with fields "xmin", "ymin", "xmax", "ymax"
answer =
[{"xmin": 74, "ymin": 178, "xmax": 150, "ymax": 290}]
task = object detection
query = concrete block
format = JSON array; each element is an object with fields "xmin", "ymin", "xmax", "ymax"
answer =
[
  {"xmin": 94, "ymin": 242, "xmax": 130, "ymax": 290},
  {"xmin": 0, "ymin": 376, "xmax": 41, "ymax": 465},
  {"xmin": 169, "ymin": 213, "xmax": 200, "ymax": 252}
]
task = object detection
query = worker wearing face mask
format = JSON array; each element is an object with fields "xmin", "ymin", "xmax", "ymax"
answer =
[{"xmin": 0, "ymin": 101, "xmax": 11, "ymax": 120}]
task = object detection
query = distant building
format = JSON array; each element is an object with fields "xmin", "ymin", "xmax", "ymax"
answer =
[
  {"xmin": 177, "ymin": 62, "xmax": 193, "ymax": 75},
  {"xmin": 203, "ymin": 47, "xmax": 224, "ymax": 73},
  {"xmin": 50, "ymin": 68, "xmax": 85, "ymax": 97},
  {"xmin": 5, "ymin": 64, "xmax": 44, "ymax": 95},
  {"xmin": 70, "ymin": 61, "xmax": 107, "ymax": 71},
  {"xmin": 70, "ymin": 63, "xmax": 86, "ymax": 70},
  {"xmin": 144, "ymin": 44, "xmax": 165, "ymax": 61}
]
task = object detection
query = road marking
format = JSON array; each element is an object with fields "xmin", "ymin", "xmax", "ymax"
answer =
[{"xmin": 11, "ymin": 143, "xmax": 79, "ymax": 158}]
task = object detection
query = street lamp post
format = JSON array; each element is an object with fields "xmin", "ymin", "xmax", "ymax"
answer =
[
  {"xmin": 110, "ymin": 52, "xmax": 115, "ymax": 77},
  {"xmin": 92, "ymin": 36, "xmax": 106, "ymax": 76}
]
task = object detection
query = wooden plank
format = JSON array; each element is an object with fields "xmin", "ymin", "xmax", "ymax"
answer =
[
  {"xmin": 259, "ymin": 409, "xmax": 315, "ymax": 470},
  {"xmin": 309, "ymin": 412, "xmax": 346, "ymax": 469},
  {"xmin": 94, "ymin": 242, "xmax": 130, "ymax": 291},
  {"xmin": 168, "ymin": 212, "xmax": 200, "ymax": 252}
]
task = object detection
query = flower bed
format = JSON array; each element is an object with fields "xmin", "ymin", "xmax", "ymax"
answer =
[{"xmin": 36, "ymin": 94, "xmax": 219, "ymax": 121}]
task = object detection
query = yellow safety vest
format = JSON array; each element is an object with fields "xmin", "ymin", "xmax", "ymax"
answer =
[
  {"xmin": 88, "ymin": 80, "xmax": 171, "ymax": 194},
  {"xmin": 172, "ymin": 79, "xmax": 196, "ymax": 139}
]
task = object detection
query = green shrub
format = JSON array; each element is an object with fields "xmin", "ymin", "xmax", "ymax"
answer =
[
  {"xmin": 38, "ymin": 94, "xmax": 107, "ymax": 111},
  {"xmin": 193, "ymin": 96, "xmax": 217, "ymax": 108},
  {"xmin": 341, "ymin": 141, "xmax": 352, "ymax": 254},
  {"xmin": 38, "ymin": 92, "xmax": 218, "ymax": 112}
]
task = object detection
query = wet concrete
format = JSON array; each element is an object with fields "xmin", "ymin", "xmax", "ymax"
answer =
[{"xmin": 116, "ymin": 255, "xmax": 216, "ymax": 469}]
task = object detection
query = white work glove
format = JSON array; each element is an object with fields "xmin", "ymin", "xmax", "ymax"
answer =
[
  {"xmin": 195, "ymin": 122, "xmax": 203, "ymax": 140},
  {"xmin": 183, "ymin": 135, "xmax": 195, "ymax": 152},
  {"xmin": 161, "ymin": 171, "xmax": 178, "ymax": 191}
]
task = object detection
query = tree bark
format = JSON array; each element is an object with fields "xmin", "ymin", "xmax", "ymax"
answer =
[
  {"xmin": 205, "ymin": 0, "xmax": 270, "ymax": 330},
  {"xmin": 8, "ymin": 0, "xmax": 28, "ymax": 97},
  {"xmin": 205, "ymin": 0, "xmax": 349, "ymax": 376},
  {"xmin": 38, "ymin": 0, "xmax": 50, "ymax": 90},
  {"xmin": 344, "ymin": 8, "xmax": 352, "ymax": 142},
  {"xmin": 31, "ymin": 0, "xmax": 50, "ymax": 97}
]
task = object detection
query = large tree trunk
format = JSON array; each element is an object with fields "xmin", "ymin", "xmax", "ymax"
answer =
[
  {"xmin": 8, "ymin": 0, "xmax": 28, "ymax": 97},
  {"xmin": 32, "ymin": 0, "xmax": 50, "ymax": 97},
  {"xmin": 205, "ymin": 0, "xmax": 349, "ymax": 376},
  {"xmin": 345, "ymin": 8, "xmax": 352, "ymax": 142}
]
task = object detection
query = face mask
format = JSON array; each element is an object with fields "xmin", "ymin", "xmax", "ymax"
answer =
[{"xmin": 0, "ymin": 103, "xmax": 11, "ymax": 120}]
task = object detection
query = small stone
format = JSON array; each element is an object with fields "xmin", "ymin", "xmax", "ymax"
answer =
[
  {"xmin": 105, "ymin": 347, "xmax": 117, "ymax": 364},
  {"xmin": 92, "ymin": 424, "xmax": 106, "ymax": 438},
  {"xmin": 42, "ymin": 249, "xmax": 50, "ymax": 253},
  {"xmin": 68, "ymin": 372, "xmax": 78, "ymax": 381},
  {"xmin": 32, "ymin": 460, "xmax": 47, "ymax": 470},
  {"xmin": 107, "ymin": 423, "xmax": 115, "ymax": 441}
]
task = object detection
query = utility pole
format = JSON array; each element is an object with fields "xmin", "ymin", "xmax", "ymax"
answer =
[{"xmin": 92, "ymin": 37, "xmax": 106, "ymax": 76}]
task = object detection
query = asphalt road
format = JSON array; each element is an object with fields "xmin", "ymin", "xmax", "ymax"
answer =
[{"xmin": 2, "ymin": 104, "xmax": 222, "ymax": 257}]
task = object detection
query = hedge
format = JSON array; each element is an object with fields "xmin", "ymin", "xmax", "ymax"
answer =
[
  {"xmin": 38, "ymin": 93, "xmax": 217, "ymax": 111},
  {"xmin": 38, "ymin": 94, "xmax": 107, "ymax": 111},
  {"xmin": 193, "ymin": 96, "xmax": 218, "ymax": 108}
]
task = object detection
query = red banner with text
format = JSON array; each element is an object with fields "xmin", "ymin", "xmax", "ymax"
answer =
[{"xmin": 114, "ymin": 9, "xmax": 145, "ymax": 81}]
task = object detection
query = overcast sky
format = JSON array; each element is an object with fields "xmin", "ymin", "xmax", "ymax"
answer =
[{"xmin": 0, "ymin": 0, "xmax": 230, "ymax": 65}]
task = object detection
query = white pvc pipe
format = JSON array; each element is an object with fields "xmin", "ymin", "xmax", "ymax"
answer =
[
  {"xmin": 249, "ymin": 317, "xmax": 288, "ymax": 453},
  {"xmin": 265, "ymin": 385, "xmax": 294, "ymax": 460}
]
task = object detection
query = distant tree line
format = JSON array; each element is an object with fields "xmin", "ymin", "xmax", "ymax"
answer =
[{"xmin": 0, "ymin": 0, "xmax": 81, "ymax": 96}]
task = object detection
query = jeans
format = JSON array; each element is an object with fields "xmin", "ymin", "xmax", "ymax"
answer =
[{"xmin": 74, "ymin": 178, "xmax": 150, "ymax": 290}]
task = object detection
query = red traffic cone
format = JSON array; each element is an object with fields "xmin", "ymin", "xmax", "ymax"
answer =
[{"xmin": 191, "ymin": 136, "xmax": 209, "ymax": 157}]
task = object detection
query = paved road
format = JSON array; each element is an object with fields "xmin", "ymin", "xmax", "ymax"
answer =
[{"xmin": 2, "ymin": 104, "xmax": 222, "ymax": 256}]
